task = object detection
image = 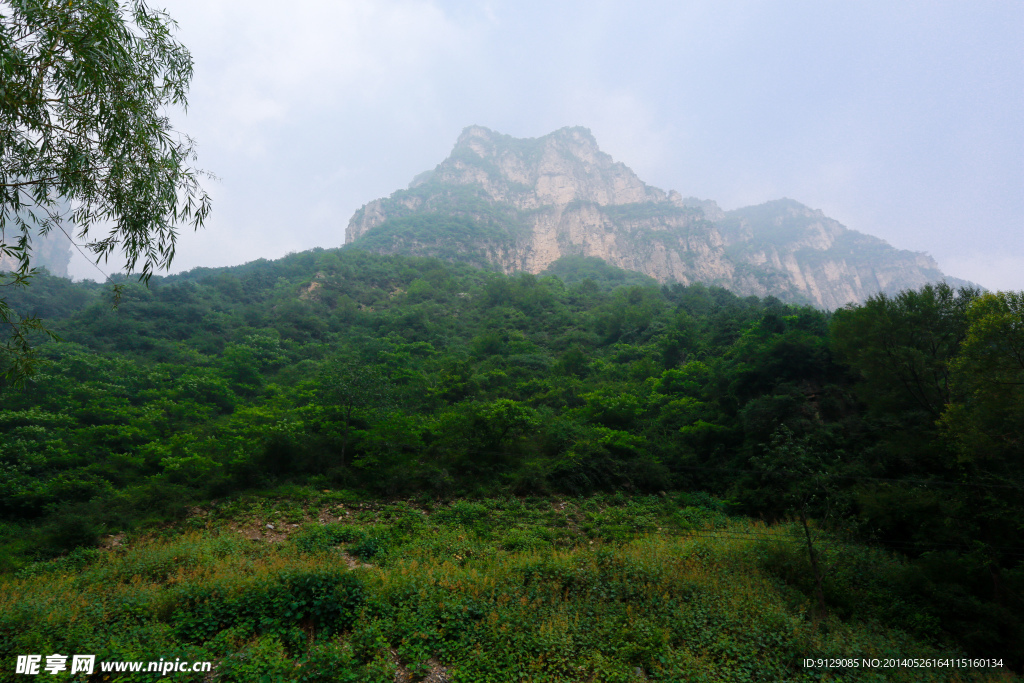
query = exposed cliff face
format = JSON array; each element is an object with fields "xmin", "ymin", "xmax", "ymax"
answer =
[
  {"xmin": 0, "ymin": 223, "xmax": 73, "ymax": 278},
  {"xmin": 345, "ymin": 126, "xmax": 971, "ymax": 308},
  {"xmin": 715, "ymin": 199, "xmax": 972, "ymax": 309}
]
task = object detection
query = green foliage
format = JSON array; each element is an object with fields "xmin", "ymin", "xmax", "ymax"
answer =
[
  {"xmin": 172, "ymin": 569, "xmax": 365, "ymax": 645},
  {"xmin": 831, "ymin": 283, "xmax": 979, "ymax": 420},
  {"xmin": 747, "ymin": 426, "xmax": 846, "ymax": 521},
  {"xmin": 1, "ymin": 0, "xmax": 211, "ymax": 383},
  {"xmin": 942, "ymin": 291, "xmax": 1024, "ymax": 464},
  {"xmin": 0, "ymin": 269, "xmax": 59, "ymax": 385},
  {"xmin": 294, "ymin": 524, "xmax": 367, "ymax": 555},
  {"xmin": 355, "ymin": 214, "xmax": 517, "ymax": 269},
  {"xmin": 541, "ymin": 255, "xmax": 657, "ymax": 290},
  {"xmin": 0, "ymin": 251, "xmax": 1020, "ymax": 668},
  {"xmin": 0, "ymin": 502, "xmax": 1010, "ymax": 682}
]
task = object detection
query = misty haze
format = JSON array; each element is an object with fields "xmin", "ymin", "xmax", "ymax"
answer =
[{"xmin": 1, "ymin": 1, "xmax": 1021, "ymax": 681}]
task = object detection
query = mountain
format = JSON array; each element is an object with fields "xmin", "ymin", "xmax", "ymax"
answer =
[
  {"xmin": 345, "ymin": 125, "xmax": 972, "ymax": 309},
  {"xmin": 0, "ymin": 212, "xmax": 74, "ymax": 278}
]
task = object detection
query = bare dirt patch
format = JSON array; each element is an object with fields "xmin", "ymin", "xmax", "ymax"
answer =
[
  {"xmin": 389, "ymin": 649, "xmax": 450, "ymax": 683},
  {"xmin": 101, "ymin": 533, "xmax": 125, "ymax": 549}
]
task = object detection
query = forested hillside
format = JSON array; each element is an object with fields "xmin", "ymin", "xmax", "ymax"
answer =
[{"xmin": 0, "ymin": 249, "xmax": 1020, "ymax": 679}]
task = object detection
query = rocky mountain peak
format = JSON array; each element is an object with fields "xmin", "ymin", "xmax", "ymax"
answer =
[
  {"xmin": 430, "ymin": 125, "xmax": 658, "ymax": 210},
  {"xmin": 344, "ymin": 127, "xmax": 972, "ymax": 309},
  {"xmin": 454, "ymin": 125, "xmax": 599, "ymax": 158}
]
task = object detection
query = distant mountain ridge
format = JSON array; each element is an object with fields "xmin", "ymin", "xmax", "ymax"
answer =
[{"xmin": 345, "ymin": 125, "xmax": 973, "ymax": 308}]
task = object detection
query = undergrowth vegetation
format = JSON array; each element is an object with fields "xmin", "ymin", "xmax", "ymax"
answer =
[{"xmin": 1, "ymin": 495, "xmax": 1007, "ymax": 682}]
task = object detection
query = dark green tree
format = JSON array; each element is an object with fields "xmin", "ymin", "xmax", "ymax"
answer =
[
  {"xmin": 940, "ymin": 291, "xmax": 1024, "ymax": 576},
  {"xmin": 317, "ymin": 362, "xmax": 394, "ymax": 467},
  {"xmin": 942, "ymin": 291, "xmax": 1024, "ymax": 466},
  {"xmin": 831, "ymin": 283, "xmax": 979, "ymax": 421},
  {"xmin": 750, "ymin": 426, "xmax": 846, "ymax": 627}
]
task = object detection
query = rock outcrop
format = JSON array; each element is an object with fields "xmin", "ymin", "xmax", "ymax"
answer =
[
  {"xmin": 0, "ymin": 223, "xmax": 73, "ymax": 278},
  {"xmin": 345, "ymin": 126, "xmax": 972, "ymax": 308}
]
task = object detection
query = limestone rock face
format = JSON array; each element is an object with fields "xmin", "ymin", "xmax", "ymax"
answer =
[
  {"xmin": 0, "ymin": 223, "xmax": 73, "ymax": 278},
  {"xmin": 345, "ymin": 126, "xmax": 971, "ymax": 308}
]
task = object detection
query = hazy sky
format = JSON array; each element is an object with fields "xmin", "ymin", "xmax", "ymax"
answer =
[{"xmin": 68, "ymin": 0, "xmax": 1024, "ymax": 291}]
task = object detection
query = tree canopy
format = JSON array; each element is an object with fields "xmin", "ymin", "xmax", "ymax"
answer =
[{"xmin": 0, "ymin": 0, "xmax": 210, "ymax": 382}]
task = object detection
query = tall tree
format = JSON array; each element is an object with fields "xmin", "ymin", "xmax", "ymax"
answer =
[
  {"xmin": 831, "ymin": 283, "xmax": 979, "ymax": 422},
  {"xmin": 942, "ymin": 291, "xmax": 1024, "ymax": 464},
  {"xmin": 749, "ymin": 426, "xmax": 846, "ymax": 627},
  {"xmin": 940, "ymin": 292, "xmax": 1024, "ymax": 563},
  {"xmin": 1, "ymin": 0, "xmax": 210, "ymax": 382},
  {"xmin": 317, "ymin": 362, "xmax": 394, "ymax": 468}
]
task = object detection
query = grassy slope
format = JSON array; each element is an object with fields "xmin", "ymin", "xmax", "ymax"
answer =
[{"xmin": 2, "ymin": 492, "xmax": 1013, "ymax": 683}]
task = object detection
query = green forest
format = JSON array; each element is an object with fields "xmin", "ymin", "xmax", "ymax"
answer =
[{"xmin": 0, "ymin": 249, "xmax": 1021, "ymax": 681}]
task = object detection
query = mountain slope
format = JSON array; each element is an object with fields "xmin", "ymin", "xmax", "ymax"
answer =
[{"xmin": 346, "ymin": 125, "xmax": 972, "ymax": 308}]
